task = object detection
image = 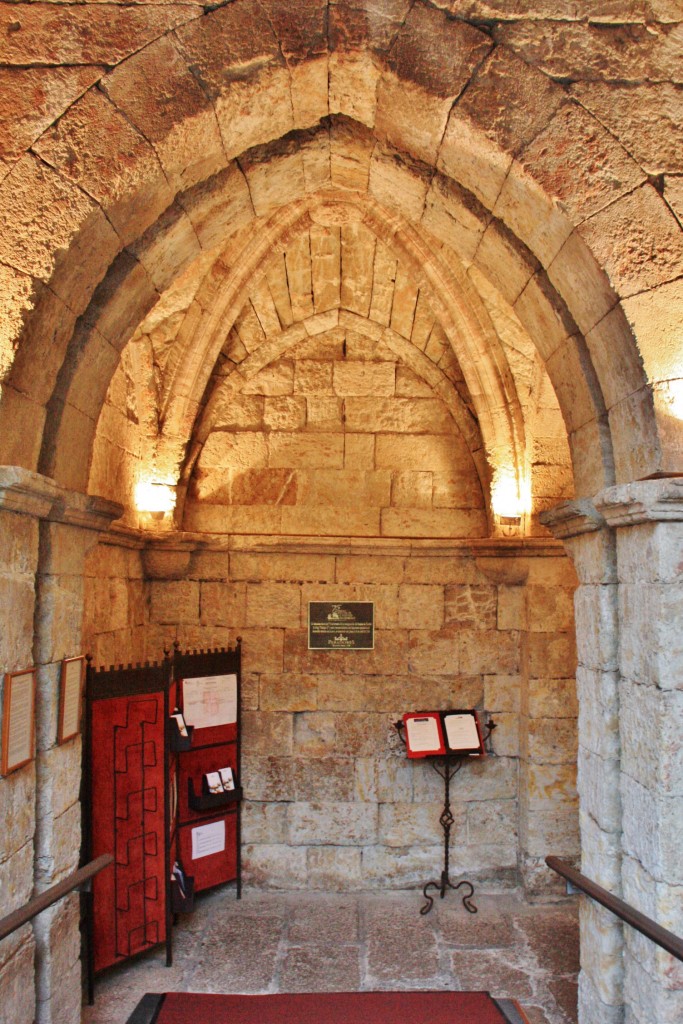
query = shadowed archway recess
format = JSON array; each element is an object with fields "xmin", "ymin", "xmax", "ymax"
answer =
[{"xmin": 0, "ymin": 0, "xmax": 679, "ymax": 515}]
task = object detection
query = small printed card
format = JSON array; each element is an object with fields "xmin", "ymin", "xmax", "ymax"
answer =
[
  {"xmin": 205, "ymin": 771, "xmax": 224, "ymax": 795},
  {"xmin": 218, "ymin": 767, "xmax": 235, "ymax": 791}
]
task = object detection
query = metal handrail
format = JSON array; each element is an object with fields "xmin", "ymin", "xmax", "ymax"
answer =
[
  {"xmin": 546, "ymin": 856, "xmax": 683, "ymax": 962},
  {"xmin": 0, "ymin": 853, "xmax": 113, "ymax": 943}
]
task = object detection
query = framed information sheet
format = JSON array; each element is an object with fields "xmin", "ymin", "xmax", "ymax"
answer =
[
  {"xmin": 1, "ymin": 668, "xmax": 36, "ymax": 775},
  {"xmin": 58, "ymin": 655, "xmax": 85, "ymax": 744}
]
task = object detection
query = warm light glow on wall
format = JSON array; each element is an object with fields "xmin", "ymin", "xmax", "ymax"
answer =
[
  {"xmin": 134, "ymin": 480, "xmax": 176, "ymax": 514},
  {"xmin": 490, "ymin": 468, "xmax": 531, "ymax": 519},
  {"xmin": 663, "ymin": 378, "xmax": 683, "ymax": 421}
]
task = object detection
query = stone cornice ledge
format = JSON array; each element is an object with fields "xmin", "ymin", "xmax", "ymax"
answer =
[
  {"xmin": 0, "ymin": 465, "xmax": 122, "ymax": 531},
  {"xmin": 595, "ymin": 478, "xmax": 683, "ymax": 527},
  {"xmin": 539, "ymin": 499, "xmax": 606, "ymax": 540}
]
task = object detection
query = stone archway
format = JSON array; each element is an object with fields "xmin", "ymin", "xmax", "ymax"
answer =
[{"xmin": 0, "ymin": 7, "xmax": 681, "ymax": 1024}]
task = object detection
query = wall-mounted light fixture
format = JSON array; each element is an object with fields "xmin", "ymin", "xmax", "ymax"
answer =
[
  {"xmin": 490, "ymin": 468, "xmax": 530, "ymax": 538},
  {"xmin": 134, "ymin": 480, "xmax": 176, "ymax": 523}
]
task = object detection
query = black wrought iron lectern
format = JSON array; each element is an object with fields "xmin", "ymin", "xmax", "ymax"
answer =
[{"xmin": 394, "ymin": 714, "xmax": 496, "ymax": 916}]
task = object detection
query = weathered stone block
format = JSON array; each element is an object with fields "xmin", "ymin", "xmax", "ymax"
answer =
[
  {"xmin": 398, "ymin": 584, "xmax": 444, "ymax": 630},
  {"xmin": 527, "ymin": 718, "xmax": 577, "ymax": 765},
  {"xmin": 390, "ymin": 471, "xmax": 433, "ymax": 509},
  {"xmin": 379, "ymin": 802, "xmax": 444, "ymax": 847},
  {"xmin": 335, "ymin": 713, "xmax": 396, "ymax": 759},
  {"xmin": 149, "ymin": 580, "xmax": 199, "ymax": 625},
  {"xmin": 239, "ymin": 628, "xmax": 284, "ymax": 674},
  {"xmin": 525, "ymin": 762, "xmax": 577, "ymax": 813},
  {"xmin": 361, "ymin": 844, "xmax": 440, "ymax": 888},
  {"xmin": 344, "ymin": 433, "xmax": 376, "ymax": 469},
  {"xmin": 489, "ymin": 712, "xmax": 520, "ymax": 757},
  {"xmin": 293, "ymin": 756, "xmax": 356, "ymax": 802},
  {"xmin": 229, "ymin": 551, "xmax": 335, "ymax": 583},
  {"xmin": 241, "ymin": 362, "xmax": 294, "ymax": 396},
  {"xmin": 382, "ymin": 508, "xmax": 486, "ymax": 539},
  {"xmin": 268, "ymin": 432, "xmax": 344, "ymax": 468},
  {"xmin": 36, "ymin": 742, "xmax": 81, "ymax": 826},
  {"xmin": 0, "ymin": 933, "xmax": 35, "ymax": 1024},
  {"xmin": 289, "ymin": 802, "xmax": 377, "ymax": 845},
  {"xmin": 414, "ymin": 756, "xmax": 517, "ymax": 803},
  {"xmin": 333, "ymin": 361, "xmax": 395, "ymax": 397},
  {"xmin": 417, "ymin": 675, "xmax": 483, "ymax": 711},
  {"xmin": 260, "ymin": 673, "xmax": 317, "ymax": 712},
  {"xmin": 242, "ymin": 711, "xmax": 293, "ymax": 756},
  {"xmin": 37, "ymin": 802, "xmax": 80, "ymax": 882},
  {"xmin": 246, "ymin": 582, "xmax": 301, "ymax": 629},
  {"xmin": 444, "ymin": 584, "xmax": 497, "ymax": 629},
  {"xmin": 484, "ymin": 675, "xmax": 521, "ymax": 713},
  {"xmin": 408, "ymin": 628, "xmax": 459, "ymax": 675},
  {"xmin": 528, "ymin": 631, "xmax": 577, "ymax": 679},
  {"xmin": 579, "ymin": 184, "xmax": 683, "ymax": 299},
  {"xmin": 296, "ymin": 469, "xmax": 391, "ymax": 508},
  {"xmin": 460, "ymin": 629, "xmax": 519, "ymax": 675},
  {"xmin": 528, "ymin": 677, "xmax": 578, "ymax": 720},
  {"xmin": 293, "ymin": 712, "xmax": 336, "ymax": 757},
  {"xmin": 579, "ymin": 747, "xmax": 622, "ymax": 834},
  {"xmin": 200, "ymin": 582, "xmax": 247, "ymax": 628},
  {"xmin": 467, "ymin": 799, "xmax": 517, "ymax": 845},
  {"xmin": 243, "ymin": 843, "xmax": 307, "ymax": 889},
  {"xmin": 621, "ymin": 774, "xmax": 683, "ymax": 885},
  {"xmin": 241, "ymin": 755, "xmax": 295, "ymax": 802},
  {"xmin": 241, "ymin": 801, "xmax": 289, "ymax": 845},
  {"xmin": 306, "ymin": 846, "xmax": 362, "ymax": 890},
  {"xmin": 526, "ymin": 585, "xmax": 575, "ymax": 633},
  {"xmin": 0, "ymin": 841, "xmax": 33, "ymax": 916}
]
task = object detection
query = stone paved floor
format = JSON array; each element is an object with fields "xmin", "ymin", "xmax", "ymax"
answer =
[{"xmin": 83, "ymin": 888, "xmax": 579, "ymax": 1024}]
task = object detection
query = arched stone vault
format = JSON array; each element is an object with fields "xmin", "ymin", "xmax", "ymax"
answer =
[
  {"xmin": 0, "ymin": 2, "xmax": 680, "ymax": 503},
  {"xmin": 0, "ymin": 8, "xmax": 681, "ymax": 1024}
]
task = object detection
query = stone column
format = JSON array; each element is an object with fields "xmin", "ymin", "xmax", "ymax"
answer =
[
  {"xmin": 0, "ymin": 467, "xmax": 122, "ymax": 1024},
  {"xmin": 475, "ymin": 541, "xmax": 580, "ymax": 900},
  {"xmin": 541, "ymin": 500, "xmax": 625, "ymax": 1024},
  {"xmin": 595, "ymin": 480, "xmax": 683, "ymax": 1024},
  {"xmin": 33, "ymin": 493, "xmax": 122, "ymax": 1024},
  {"xmin": 0, "ymin": 469, "xmax": 57, "ymax": 1024}
]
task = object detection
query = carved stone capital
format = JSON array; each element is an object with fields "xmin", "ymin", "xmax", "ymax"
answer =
[
  {"xmin": 0, "ymin": 465, "xmax": 122, "ymax": 530},
  {"xmin": 539, "ymin": 499, "xmax": 606, "ymax": 540},
  {"xmin": 595, "ymin": 478, "xmax": 683, "ymax": 528}
]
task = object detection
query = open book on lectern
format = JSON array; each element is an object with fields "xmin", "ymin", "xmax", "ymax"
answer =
[{"xmin": 403, "ymin": 709, "xmax": 486, "ymax": 759}]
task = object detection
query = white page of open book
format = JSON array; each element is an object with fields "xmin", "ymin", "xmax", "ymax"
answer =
[
  {"xmin": 444, "ymin": 713, "xmax": 479, "ymax": 750},
  {"xmin": 406, "ymin": 715, "xmax": 441, "ymax": 752}
]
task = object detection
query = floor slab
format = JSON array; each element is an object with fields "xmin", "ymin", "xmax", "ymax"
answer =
[{"xmin": 82, "ymin": 888, "xmax": 579, "ymax": 1024}]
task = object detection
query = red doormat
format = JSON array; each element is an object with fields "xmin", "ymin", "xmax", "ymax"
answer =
[{"xmin": 134, "ymin": 991, "xmax": 530, "ymax": 1024}]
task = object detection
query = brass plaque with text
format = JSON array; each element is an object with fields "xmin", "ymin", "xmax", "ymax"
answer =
[{"xmin": 308, "ymin": 602, "xmax": 375, "ymax": 650}]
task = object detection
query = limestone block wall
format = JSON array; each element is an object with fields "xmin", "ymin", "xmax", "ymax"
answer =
[
  {"xmin": 183, "ymin": 322, "xmax": 490, "ymax": 540},
  {"xmin": 0, "ymin": 508, "xmax": 39, "ymax": 1024},
  {"xmin": 82, "ymin": 537, "xmax": 147, "ymax": 667},
  {"xmin": 143, "ymin": 541, "xmax": 578, "ymax": 893}
]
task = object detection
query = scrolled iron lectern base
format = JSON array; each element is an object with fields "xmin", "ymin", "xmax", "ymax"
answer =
[{"xmin": 420, "ymin": 755, "xmax": 478, "ymax": 916}]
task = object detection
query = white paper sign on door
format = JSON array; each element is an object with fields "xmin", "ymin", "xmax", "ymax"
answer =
[{"xmin": 191, "ymin": 820, "xmax": 225, "ymax": 860}]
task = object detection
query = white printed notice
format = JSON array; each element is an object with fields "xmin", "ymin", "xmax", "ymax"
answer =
[
  {"xmin": 405, "ymin": 715, "xmax": 442, "ymax": 752},
  {"xmin": 182, "ymin": 674, "xmax": 237, "ymax": 729},
  {"xmin": 444, "ymin": 713, "xmax": 480, "ymax": 751},
  {"xmin": 191, "ymin": 820, "xmax": 225, "ymax": 860}
]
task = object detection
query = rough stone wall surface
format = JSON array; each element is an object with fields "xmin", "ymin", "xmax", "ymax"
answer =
[
  {"xmin": 183, "ymin": 322, "xmax": 489, "ymax": 539},
  {"xmin": 144, "ymin": 543, "xmax": 578, "ymax": 893},
  {"xmin": 0, "ymin": 508, "xmax": 39, "ymax": 1024},
  {"xmin": 615, "ymin": 517, "xmax": 683, "ymax": 1024},
  {"xmin": 82, "ymin": 539, "xmax": 147, "ymax": 668}
]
